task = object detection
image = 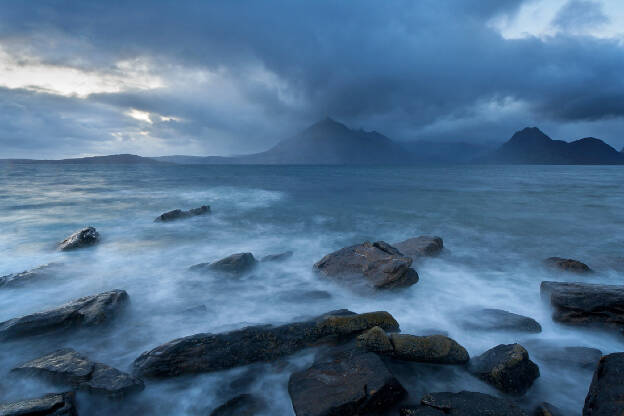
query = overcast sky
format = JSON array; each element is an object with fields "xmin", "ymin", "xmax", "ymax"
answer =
[{"xmin": 1, "ymin": 0, "xmax": 623, "ymax": 158}]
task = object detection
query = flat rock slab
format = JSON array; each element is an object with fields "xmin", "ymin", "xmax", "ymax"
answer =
[
  {"xmin": 0, "ymin": 263, "xmax": 63, "ymax": 288},
  {"xmin": 190, "ymin": 252, "xmax": 257, "ymax": 275},
  {"xmin": 133, "ymin": 310, "xmax": 399, "ymax": 378},
  {"xmin": 583, "ymin": 353, "xmax": 624, "ymax": 416},
  {"xmin": 58, "ymin": 226, "xmax": 99, "ymax": 251},
  {"xmin": 0, "ymin": 289, "xmax": 128, "ymax": 340},
  {"xmin": 393, "ymin": 236, "xmax": 443, "ymax": 259},
  {"xmin": 541, "ymin": 281, "xmax": 624, "ymax": 329},
  {"xmin": 400, "ymin": 391, "xmax": 528, "ymax": 415},
  {"xmin": 0, "ymin": 392, "xmax": 77, "ymax": 416},
  {"xmin": 458, "ymin": 308, "xmax": 542, "ymax": 333},
  {"xmin": 545, "ymin": 257, "xmax": 592, "ymax": 273},
  {"xmin": 314, "ymin": 241, "xmax": 419, "ymax": 290},
  {"xmin": 288, "ymin": 348, "xmax": 406, "ymax": 416},
  {"xmin": 468, "ymin": 343, "xmax": 539, "ymax": 396},
  {"xmin": 154, "ymin": 205, "xmax": 210, "ymax": 222},
  {"xmin": 209, "ymin": 394, "xmax": 265, "ymax": 416},
  {"xmin": 13, "ymin": 348, "xmax": 143, "ymax": 397}
]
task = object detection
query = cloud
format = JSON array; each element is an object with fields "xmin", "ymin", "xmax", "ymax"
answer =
[{"xmin": 552, "ymin": 0, "xmax": 609, "ymax": 34}]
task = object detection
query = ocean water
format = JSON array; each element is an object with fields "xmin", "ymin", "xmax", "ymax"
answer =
[{"xmin": 0, "ymin": 163, "xmax": 623, "ymax": 415}]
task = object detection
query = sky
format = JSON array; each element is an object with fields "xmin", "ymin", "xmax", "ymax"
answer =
[{"xmin": 1, "ymin": 0, "xmax": 624, "ymax": 158}]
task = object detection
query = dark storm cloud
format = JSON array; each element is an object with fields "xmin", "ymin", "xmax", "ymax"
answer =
[{"xmin": 0, "ymin": 0, "xmax": 623, "ymax": 157}]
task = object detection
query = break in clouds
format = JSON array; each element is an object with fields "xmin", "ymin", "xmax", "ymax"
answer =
[{"xmin": 1, "ymin": 0, "xmax": 624, "ymax": 158}]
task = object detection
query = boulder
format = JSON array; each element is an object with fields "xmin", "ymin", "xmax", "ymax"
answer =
[
  {"xmin": 0, "ymin": 263, "xmax": 63, "ymax": 288},
  {"xmin": 13, "ymin": 348, "xmax": 143, "ymax": 397},
  {"xmin": 541, "ymin": 281, "xmax": 624, "ymax": 330},
  {"xmin": 209, "ymin": 394, "xmax": 265, "ymax": 416},
  {"xmin": 400, "ymin": 391, "xmax": 528, "ymax": 415},
  {"xmin": 154, "ymin": 205, "xmax": 210, "ymax": 222},
  {"xmin": 58, "ymin": 226, "xmax": 99, "ymax": 251},
  {"xmin": 288, "ymin": 347, "xmax": 406, "ymax": 416},
  {"xmin": 133, "ymin": 310, "xmax": 399, "ymax": 378},
  {"xmin": 261, "ymin": 251, "xmax": 293, "ymax": 262},
  {"xmin": 357, "ymin": 326, "xmax": 394, "ymax": 353},
  {"xmin": 0, "ymin": 392, "xmax": 77, "ymax": 416},
  {"xmin": 189, "ymin": 252, "xmax": 257, "ymax": 275},
  {"xmin": 393, "ymin": 236, "xmax": 444, "ymax": 259},
  {"xmin": 389, "ymin": 334, "xmax": 469, "ymax": 364},
  {"xmin": 314, "ymin": 241, "xmax": 419, "ymax": 290},
  {"xmin": 468, "ymin": 344, "xmax": 540, "ymax": 395},
  {"xmin": 534, "ymin": 402, "xmax": 563, "ymax": 416},
  {"xmin": 0, "ymin": 289, "xmax": 128, "ymax": 340},
  {"xmin": 583, "ymin": 352, "xmax": 624, "ymax": 416},
  {"xmin": 545, "ymin": 257, "xmax": 592, "ymax": 273},
  {"xmin": 458, "ymin": 308, "xmax": 542, "ymax": 333},
  {"xmin": 525, "ymin": 341, "xmax": 602, "ymax": 370}
]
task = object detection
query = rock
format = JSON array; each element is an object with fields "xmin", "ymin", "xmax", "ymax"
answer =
[
  {"xmin": 13, "ymin": 348, "xmax": 144, "ymax": 397},
  {"xmin": 534, "ymin": 402, "xmax": 563, "ymax": 416},
  {"xmin": 0, "ymin": 263, "xmax": 63, "ymax": 288},
  {"xmin": 459, "ymin": 308, "xmax": 542, "ymax": 333},
  {"xmin": 393, "ymin": 236, "xmax": 444, "ymax": 259},
  {"xmin": 288, "ymin": 347, "xmax": 406, "ymax": 416},
  {"xmin": 541, "ymin": 281, "xmax": 624, "ymax": 330},
  {"xmin": 468, "ymin": 343, "xmax": 539, "ymax": 395},
  {"xmin": 154, "ymin": 205, "xmax": 210, "ymax": 222},
  {"xmin": 0, "ymin": 289, "xmax": 128, "ymax": 340},
  {"xmin": 261, "ymin": 251, "xmax": 293, "ymax": 262},
  {"xmin": 583, "ymin": 352, "xmax": 624, "ymax": 416},
  {"xmin": 357, "ymin": 326, "xmax": 394, "ymax": 353},
  {"xmin": 314, "ymin": 241, "xmax": 419, "ymax": 290},
  {"xmin": 209, "ymin": 394, "xmax": 265, "ymax": 416},
  {"xmin": 189, "ymin": 252, "xmax": 257, "ymax": 275},
  {"xmin": 525, "ymin": 340, "xmax": 602, "ymax": 370},
  {"xmin": 400, "ymin": 391, "xmax": 528, "ymax": 415},
  {"xmin": 389, "ymin": 334, "xmax": 469, "ymax": 364},
  {"xmin": 0, "ymin": 392, "xmax": 77, "ymax": 416},
  {"xmin": 545, "ymin": 257, "xmax": 592, "ymax": 273},
  {"xmin": 58, "ymin": 226, "xmax": 99, "ymax": 250},
  {"xmin": 133, "ymin": 310, "xmax": 399, "ymax": 378}
]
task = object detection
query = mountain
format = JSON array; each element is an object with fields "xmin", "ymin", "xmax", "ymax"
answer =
[
  {"xmin": 0, "ymin": 154, "xmax": 166, "ymax": 164},
  {"xmin": 402, "ymin": 140, "xmax": 495, "ymax": 164},
  {"xmin": 485, "ymin": 127, "xmax": 624, "ymax": 164}
]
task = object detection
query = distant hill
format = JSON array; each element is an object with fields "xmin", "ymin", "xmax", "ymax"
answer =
[
  {"xmin": 0, "ymin": 154, "xmax": 166, "ymax": 164},
  {"xmin": 484, "ymin": 127, "xmax": 624, "ymax": 165}
]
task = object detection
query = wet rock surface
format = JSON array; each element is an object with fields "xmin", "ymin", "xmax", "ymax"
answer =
[
  {"xmin": 400, "ymin": 391, "xmax": 528, "ymax": 415},
  {"xmin": 209, "ymin": 394, "xmax": 265, "ymax": 416},
  {"xmin": 534, "ymin": 401, "xmax": 564, "ymax": 416},
  {"xmin": 389, "ymin": 334, "xmax": 469, "ymax": 364},
  {"xmin": 314, "ymin": 241, "xmax": 419, "ymax": 290},
  {"xmin": 393, "ymin": 236, "xmax": 444, "ymax": 259},
  {"xmin": 468, "ymin": 343, "xmax": 540, "ymax": 395},
  {"xmin": 58, "ymin": 226, "xmax": 100, "ymax": 251},
  {"xmin": 261, "ymin": 251, "xmax": 293, "ymax": 262},
  {"xmin": 458, "ymin": 308, "xmax": 542, "ymax": 333},
  {"xmin": 0, "ymin": 392, "xmax": 77, "ymax": 416},
  {"xmin": 189, "ymin": 252, "xmax": 257, "ymax": 275},
  {"xmin": 0, "ymin": 263, "xmax": 63, "ymax": 288},
  {"xmin": 525, "ymin": 340, "xmax": 602, "ymax": 370},
  {"xmin": 356, "ymin": 326, "xmax": 394, "ymax": 353},
  {"xmin": 133, "ymin": 310, "xmax": 399, "ymax": 378},
  {"xmin": 0, "ymin": 289, "xmax": 128, "ymax": 339},
  {"xmin": 583, "ymin": 352, "xmax": 624, "ymax": 416},
  {"xmin": 154, "ymin": 205, "xmax": 210, "ymax": 222},
  {"xmin": 545, "ymin": 257, "xmax": 592, "ymax": 273}
]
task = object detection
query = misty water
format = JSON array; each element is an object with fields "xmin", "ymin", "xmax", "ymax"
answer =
[{"xmin": 1, "ymin": 163, "xmax": 623, "ymax": 415}]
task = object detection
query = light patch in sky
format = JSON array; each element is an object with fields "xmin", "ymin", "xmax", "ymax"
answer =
[{"xmin": 126, "ymin": 108, "xmax": 153, "ymax": 124}]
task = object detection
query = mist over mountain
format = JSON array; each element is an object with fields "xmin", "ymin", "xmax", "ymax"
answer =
[{"xmin": 0, "ymin": 154, "xmax": 164, "ymax": 165}]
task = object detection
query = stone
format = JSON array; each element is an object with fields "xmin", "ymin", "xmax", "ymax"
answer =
[
  {"xmin": 356, "ymin": 326, "xmax": 394, "ymax": 353},
  {"xmin": 393, "ymin": 236, "xmax": 444, "ymax": 259},
  {"xmin": 389, "ymin": 334, "xmax": 469, "ymax": 364},
  {"xmin": 534, "ymin": 402, "xmax": 564, "ymax": 416},
  {"xmin": 459, "ymin": 308, "xmax": 542, "ymax": 333},
  {"xmin": 545, "ymin": 257, "xmax": 592, "ymax": 273},
  {"xmin": 0, "ymin": 263, "xmax": 63, "ymax": 288},
  {"xmin": 0, "ymin": 289, "xmax": 128, "ymax": 340},
  {"xmin": 524, "ymin": 340, "xmax": 602, "ymax": 370},
  {"xmin": 583, "ymin": 353, "xmax": 624, "ymax": 416},
  {"xmin": 314, "ymin": 241, "xmax": 418, "ymax": 290},
  {"xmin": 0, "ymin": 392, "xmax": 77, "ymax": 416},
  {"xmin": 400, "ymin": 391, "xmax": 528, "ymax": 415},
  {"xmin": 58, "ymin": 226, "xmax": 99, "ymax": 250},
  {"xmin": 468, "ymin": 343, "xmax": 540, "ymax": 395},
  {"xmin": 189, "ymin": 252, "xmax": 257, "ymax": 275},
  {"xmin": 261, "ymin": 251, "xmax": 293, "ymax": 262},
  {"xmin": 154, "ymin": 205, "xmax": 210, "ymax": 222},
  {"xmin": 209, "ymin": 394, "xmax": 265, "ymax": 416}
]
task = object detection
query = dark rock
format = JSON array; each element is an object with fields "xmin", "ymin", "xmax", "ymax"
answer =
[
  {"xmin": 133, "ymin": 310, "xmax": 399, "ymax": 378},
  {"xmin": 534, "ymin": 402, "xmax": 564, "ymax": 416},
  {"xmin": 288, "ymin": 347, "xmax": 406, "ymax": 416},
  {"xmin": 189, "ymin": 252, "xmax": 257, "ymax": 275},
  {"xmin": 58, "ymin": 226, "xmax": 99, "ymax": 250},
  {"xmin": 0, "ymin": 392, "xmax": 77, "ymax": 416},
  {"xmin": 459, "ymin": 308, "xmax": 542, "ymax": 333},
  {"xmin": 314, "ymin": 241, "xmax": 418, "ymax": 290},
  {"xmin": 261, "ymin": 251, "xmax": 293, "ymax": 262},
  {"xmin": 0, "ymin": 289, "xmax": 128, "ymax": 340},
  {"xmin": 541, "ymin": 281, "xmax": 624, "ymax": 330},
  {"xmin": 394, "ymin": 236, "xmax": 444, "ymax": 259},
  {"xmin": 0, "ymin": 263, "xmax": 63, "ymax": 288},
  {"xmin": 209, "ymin": 394, "xmax": 265, "ymax": 416},
  {"xmin": 525, "ymin": 341, "xmax": 602, "ymax": 370},
  {"xmin": 154, "ymin": 205, "xmax": 210, "ymax": 222},
  {"xmin": 400, "ymin": 391, "xmax": 528, "ymax": 415},
  {"xmin": 583, "ymin": 352, "xmax": 624, "ymax": 416},
  {"xmin": 13, "ymin": 348, "xmax": 144, "ymax": 397},
  {"xmin": 468, "ymin": 343, "xmax": 539, "ymax": 395},
  {"xmin": 389, "ymin": 334, "xmax": 469, "ymax": 364},
  {"xmin": 545, "ymin": 257, "xmax": 592, "ymax": 273},
  {"xmin": 356, "ymin": 326, "xmax": 394, "ymax": 353}
]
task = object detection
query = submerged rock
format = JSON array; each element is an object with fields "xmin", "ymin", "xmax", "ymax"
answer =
[
  {"xmin": 541, "ymin": 281, "xmax": 624, "ymax": 330},
  {"xmin": 0, "ymin": 289, "xmax": 128, "ymax": 340},
  {"xmin": 525, "ymin": 341, "xmax": 602, "ymax": 370},
  {"xmin": 288, "ymin": 347, "xmax": 406, "ymax": 416},
  {"xmin": 0, "ymin": 262, "xmax": 63, "ymax": 288},
  {"xmin": 314, "ymin": 241, "xmax": 419, "ymax": 290},
  {"xmin": 209, "ymin": 394, "xmax": 265, "ymax": 416},
  {"xmin": 583, "ymin": 353, "xmax": 624, "ymax": 416},
  {"xmin": 459, "ymin": 308, "xmax": 542, "ymax": 333},
  {"xmin": 154, "ymin": 205, "xmax": 210, "ymax": 222},
  {"xmin": 534, "ymin": 402, "xmax": 564, "ymax": 416},
  {"xmin": 58, "ymin": 226, "xmax": 99, "ymax": 251},
  {"xmin": 0, "ymin": 392, "xmax": 77, "ymax": 416},
  {"xmin": 133, "ymin": 310, "xmax": 399, "ymax": 378},
  {"xmin": 189, "ymin": 252, "xmax": 257, "ymax": 275},
  {"xmin": 13, "ymin": 348, "xmax": 144, "ymax": 397},
  {"xmin": 544, "ymin": 257, "xmax": 592, "ymax": 273},
  {"xmin": 389, "ymin": 334, "xmax": 469, "ymax": 364},
  {"xmin": 400, "ymin": 391, "xmax": 528, "ymax": 415},
  {"xmin": 468, "ymin": 343, "xmax": 539, "ymax": 396},
  {"xmin": 261, "ymin": 251, "xmax": 293, "ymax": 262},
  {"xmin": 393, "ymin": 236, "xmax": 444, "ymax": 259}
]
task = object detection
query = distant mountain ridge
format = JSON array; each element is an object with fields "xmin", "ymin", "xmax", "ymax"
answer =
[{"xmin": 0, "ymin": 154, "xmax": 164, "ymax": 164}]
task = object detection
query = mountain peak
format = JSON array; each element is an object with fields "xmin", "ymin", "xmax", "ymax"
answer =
[{"xmin": 508, "ymin": 126, "xmax": 551, "ymax": 144}]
